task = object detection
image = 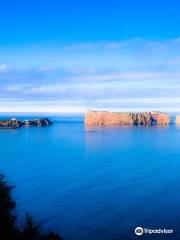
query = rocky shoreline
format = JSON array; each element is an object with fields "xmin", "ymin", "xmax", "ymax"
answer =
[{"xmin": 0, "ymin": 118, "xmax": 53, "ymax": 129}]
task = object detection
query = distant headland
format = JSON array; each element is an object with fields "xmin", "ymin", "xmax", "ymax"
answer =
[
  {"xmin": 85, "ymin": 110, "xmax": 179, "ymax": 126},
  {"xmin": 0, "ymin": 118, "xmax": 53, "ymax": 129}
]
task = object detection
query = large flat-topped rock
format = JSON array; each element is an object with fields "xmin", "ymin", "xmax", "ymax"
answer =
[{"xmin": 85, "ymin": 110, "xmax": 170, "ymax": 126}]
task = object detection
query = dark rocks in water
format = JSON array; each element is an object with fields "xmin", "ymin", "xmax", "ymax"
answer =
[
  {"xmin": 22, "ymin": 118, "xmax": 53, "ymax": 127},
  {"xmin": 0, "ymin": 118, "xmax": 53, "ymax": 129},
  {"xmin": 0, "ymin": 118, "xmax": 22, "ymax": 129}
]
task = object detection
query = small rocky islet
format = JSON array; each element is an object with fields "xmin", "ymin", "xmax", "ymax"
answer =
[{"xmin": 0, "ymin": 118, "xmax": 53, "ymax": 129}]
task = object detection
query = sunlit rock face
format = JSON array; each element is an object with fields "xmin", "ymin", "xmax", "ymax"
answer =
[
  {"xmin": 175, "ymin": 115, "xmax": 180, "ymax": 125},
  {"xmin": 0, "ymin": 119, "xmax": 22, "ymax": 129},
  {"xmin": 85, "ymin": 110, "xmax": 170, "ymax": 126}
]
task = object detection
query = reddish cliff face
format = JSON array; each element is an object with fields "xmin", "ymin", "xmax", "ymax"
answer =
[
  {"xmin": 150, "ymin": 112, "xmax": 170, "ymax": 125},
  {"xmin": 85, "ymin": 110, "xmax": 170, "ymax": 126},
  {"xmin": 175, "ymin": 115, "xmax": 180, "ymax": 125},
  {"xmin": 85, "ymin": 111, "xmax": 133, "ymax": 125}
]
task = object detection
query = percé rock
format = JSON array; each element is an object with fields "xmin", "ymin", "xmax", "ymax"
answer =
[
  {"xmin": 175, "ymin": 115, "xmax": 180, "ymax": 125},
  {"xmin": 85, "ymin": 110, "xmax": 170, "ymax": 126}
]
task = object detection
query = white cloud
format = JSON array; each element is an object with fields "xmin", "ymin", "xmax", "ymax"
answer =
[
  {"xmin": 0, "ymin": 64, "xmax": 8, "ymax": 72},
  {"xmin": 1, "ymin": 38, "xmax": 180, "ymax": 112},
  {"xmin": 30, "ymin": 86, "xmax": 67, "ymax": 93}
]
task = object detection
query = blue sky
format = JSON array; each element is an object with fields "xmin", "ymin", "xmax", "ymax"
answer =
[{"xmin": 0, "ymin": 0, "xmax": 180, "ymax": 112}]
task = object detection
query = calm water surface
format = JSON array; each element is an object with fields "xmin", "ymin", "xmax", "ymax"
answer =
[{"xmin": 1, "ymin": 115, "xmax": 180, "ymax": 239}]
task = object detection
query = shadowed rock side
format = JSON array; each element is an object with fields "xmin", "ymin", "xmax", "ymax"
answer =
[
  {"xmin": 85, "ymin": 110, "xmax": 170, "ymax": 126},
  {"xmin": 22, "ymin": 118, "xmax": 53, "ymax": 127}
]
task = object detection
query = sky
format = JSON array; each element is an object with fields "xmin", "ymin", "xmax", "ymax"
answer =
[{"xmin": 0, "ymin": 0, "xmax": 180, "ymax": 113}]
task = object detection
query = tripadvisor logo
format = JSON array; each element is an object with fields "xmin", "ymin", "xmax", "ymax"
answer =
[
  {"xmin": 135, "ymin": 226, "xmax": 174, "ymax": 236},
  {"xmin": 135, "ymin": 227, "xmax": 143, "ymax": 236}
]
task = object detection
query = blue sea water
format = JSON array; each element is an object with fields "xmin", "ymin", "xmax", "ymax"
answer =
[{"xmin": 1, "ymin": 115, "xmax": 180, "ymax": 240}]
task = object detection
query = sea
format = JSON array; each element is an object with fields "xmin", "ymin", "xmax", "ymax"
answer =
[{"xmin": 1, "ymin": 114, "xmax": 180, "ymax": 240}]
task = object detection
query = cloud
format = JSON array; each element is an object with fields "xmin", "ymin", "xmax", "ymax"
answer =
[
  {"xmin": 0, "ymin": 64, "xmax": 8, "ymax": 72},
  {"xmin": 0, "ymin": 38, "xmax": 180, "ymax": 112}
]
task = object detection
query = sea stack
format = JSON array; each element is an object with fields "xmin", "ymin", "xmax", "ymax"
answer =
[
  {"xmin": 175, "ymin": 115, "xmax": 180, "ymax": 125},
  {"xmin": 85, "ymin": 110, "xmax": 170, "ymax": 126}
]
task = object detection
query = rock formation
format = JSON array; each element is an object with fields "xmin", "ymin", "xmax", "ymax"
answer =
[
  {"xmin": 175, "ymin": 115, "xmax": 180, "ymax": 125},
  {"xmin": 0, "ymin": 118, "xmax": 53, "ymax": 129},
  {"xmin": 0, "ymin": 119, "xmax": 22, "ymax": 129},
  {"xmin": 22, "ymin": 118, "xmax": 53, "ymax": 127},
  {"xmin": 85, "ymin": 110, "xmax": 170, "ymax": 126}
]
